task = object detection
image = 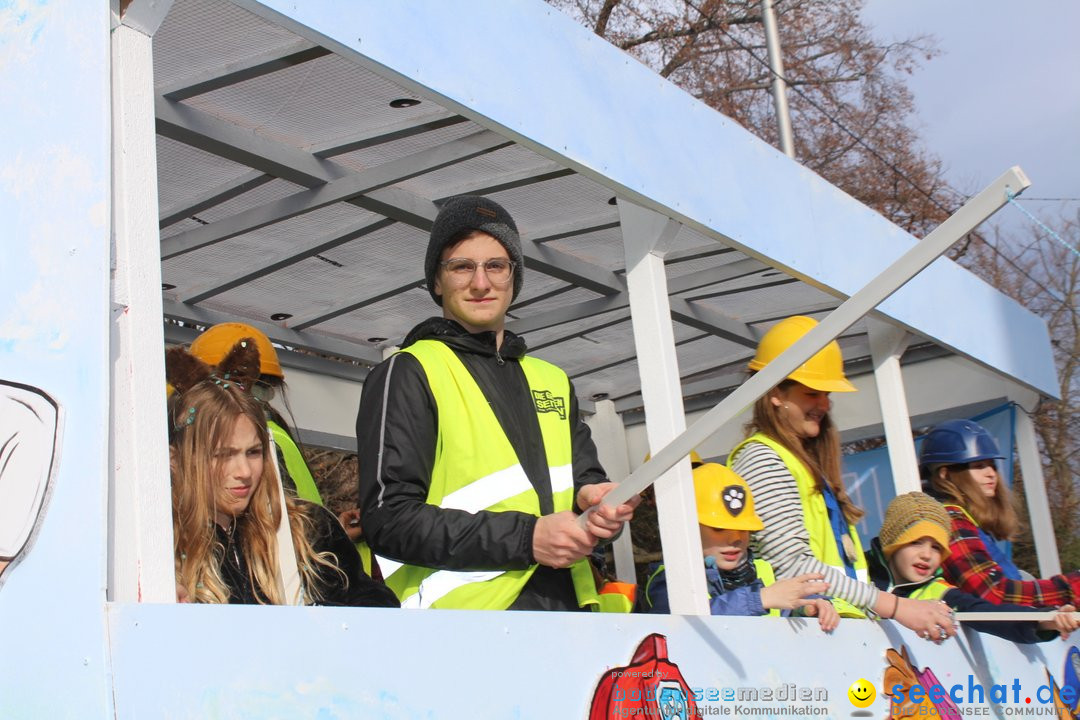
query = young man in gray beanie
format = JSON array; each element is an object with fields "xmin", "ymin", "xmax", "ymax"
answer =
[{"xmin": 356, "ymin": 195, "xmax": 639, "ymax": 611}]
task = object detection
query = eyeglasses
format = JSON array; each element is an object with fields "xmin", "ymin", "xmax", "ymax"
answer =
[{"xmin": 439, "ymin": 257, "xmax": 516, "ymax": 286}]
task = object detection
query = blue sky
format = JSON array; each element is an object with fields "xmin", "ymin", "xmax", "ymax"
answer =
[{"xmin": 860, "ymin": 0, "xmax": 1080, "ymax": 239}]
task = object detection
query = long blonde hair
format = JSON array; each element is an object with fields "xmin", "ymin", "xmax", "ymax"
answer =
[
  {"xmin": 167, "ymin": 344, "xmax": 343, "ymax": 604},
  {"xmin": 746, "ymin": 378, "xmax": 864, "ymax": 525},
  {"xmin": 929, "ymin": 463, "xmax": 1020, "ymax": 541}
]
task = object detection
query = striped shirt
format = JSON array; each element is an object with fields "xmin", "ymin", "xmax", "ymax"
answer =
[{"xmin": 730, "ymin": 441, "xmax": 878, "ymax": 611}]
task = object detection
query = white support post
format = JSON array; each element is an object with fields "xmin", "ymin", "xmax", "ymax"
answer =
[
  {"xmin": 867, "ymin": 319, "xmax": 920, "ymax": 493},
  {"xmin": 109, "ymin": 20, "xmax": 174, "ymax": 602},
  {"xmin": 585, "ymin": 400, "xmax": 636, "ymax": 584},
  {"xmin": 1013, "ymin": 400, "xmax": 1062, "ymax": 577},
  {"xmin": 619, "ymin": 201, "xmax": 709, "ymax": 616}
]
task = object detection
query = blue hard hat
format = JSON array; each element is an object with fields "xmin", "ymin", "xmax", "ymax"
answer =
[{"xmin": 919, "ymin": 419, "xmax": 1005, "ymax": 472}]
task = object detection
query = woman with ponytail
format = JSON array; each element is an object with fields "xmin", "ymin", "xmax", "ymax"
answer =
[{"xmin": 728, "ymin": 316, "xmax": 955, "ymax": 642}]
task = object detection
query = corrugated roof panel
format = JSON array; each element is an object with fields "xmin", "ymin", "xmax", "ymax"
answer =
[
  {"xmin": 154, "ymin": 0, "xmax": 298, "ymax": 88},
  {"xmin": 180, "ymin": 52, "xmax": 434, "ymax": 148}
]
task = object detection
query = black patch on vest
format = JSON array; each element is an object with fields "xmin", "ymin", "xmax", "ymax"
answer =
[{"xmin": 532, "ymin": 389, "xmax": 566, "ymax": 420}]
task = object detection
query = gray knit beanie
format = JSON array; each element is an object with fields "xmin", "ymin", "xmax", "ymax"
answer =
[{"xmin": 425, "ymin": 195, "xmax": 523, "ymax": 305}]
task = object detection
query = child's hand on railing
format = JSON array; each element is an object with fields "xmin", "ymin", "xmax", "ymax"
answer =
[
  {"xmin": 1039, "ymin": 604, "xmax": 1080, "ymax": 640},
  {"xmin": 801, "ymin": 597, "xmax": 840, "ymax": 632},
  {"xmin": 760, "ymin": 573, "xmax": 828, "ymax": 611}
]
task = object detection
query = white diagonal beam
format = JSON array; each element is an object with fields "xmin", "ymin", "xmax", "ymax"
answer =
[{"xmin": 594, "ymin": 167, "xmax": 1031, "ymax": 510}]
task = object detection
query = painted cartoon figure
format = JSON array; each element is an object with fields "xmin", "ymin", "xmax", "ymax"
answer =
[
  {"xmin": 0, "ymin": 381, "xmax": 61, "ymax": 583},
  {"xmin": 884, "ymin": 646, "xmax": 962, "ymax": 720},
  {"xmin": 588, "ymin": 633, "xmax": 698, "ymax": 719}
]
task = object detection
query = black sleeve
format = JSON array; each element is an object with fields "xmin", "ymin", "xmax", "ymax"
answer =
[
  {"xmin": 569, "ymin": 380, "xmax": 608, "ymax": 500},
  {"xmin": 304, "ymin": 504, "xmax": 399, "ymax": 608},
  {"xmin": 945, "ymin": 588, "xmax": 1053, "ymax": 644},
  {"xmin": 356, "ymin": 353, "xmax": 537, "ymax": 570}
]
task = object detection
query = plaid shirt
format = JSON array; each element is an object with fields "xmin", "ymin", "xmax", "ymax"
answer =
[{"xmin": 941, "ymin": 504, "xmax": 1080, "ymax": 607}]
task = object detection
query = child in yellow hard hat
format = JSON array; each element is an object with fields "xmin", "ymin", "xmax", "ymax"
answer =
[
  {"xmin": 867, "ymin": 492, "xmax": 1078, "ymax": 643},
  {"xmin": 644, "ymin": 462, "xmax": 839, "ymax": 629}
]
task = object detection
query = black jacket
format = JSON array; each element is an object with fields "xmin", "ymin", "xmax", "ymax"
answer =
[
  {"xmin": 356, "ymin": 318, "xmax": 608, "ymax": 610},
  {"xmin": 218, "ymin": 501, "xmax": 400, "ymax": 608},
  {"xmin": 866, "ymin": 538, "xmax": 1055, "ymax": 644}
]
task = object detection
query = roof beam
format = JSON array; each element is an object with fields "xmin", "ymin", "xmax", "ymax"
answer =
[
  {"xmin": 290, "ymin": 278, "xmax": 424, "ymax": 330},
  {"xmin": 436, "ymin": 162, "xmax": 575, "ymax": 198},
  {"xmin": 741, "ymin": 300, "xmax": 840, "ymax": 325},
  {"xmin": 570, "ymin": 333, "xmax": 710, "ymax": 381},
  {"xmin": 684, "ymin": 276, "xmax": 798, "ymax": 302},
  {"xmin": 521, "ymin": 239, "xmax": 626, "ymax": 296},
  {"xmin": 508, "ymin": 295, "xmax": 629, "ymax": 335},
  {"xmin": 177, "ymin": 216, "xmax": 396, "ymax": 304},
  {"xmin": 159, "ymin": 170, "xmax": 272, "ymax": 229},
  {"xmin": 161, "ymin": 299, "xmax": 382, "ymax": 365},
  {"xmin": 158, "ymin": 40, "xmax": 331, "ymax": 101},
  {"xmin": 507, "ymin": 257, "xmax": 764, "ymax": 335},
  {"xmin": 160, "ymin": 128, "xmax": 510, "ymax": 259},
  {"xmin": 311, "ymin": 111, "xmax": 469, "ymax": 157},
  {"xmin": 156, "ymin": 97, "xmax": 339, "ymax": 186},
  {"xmin": 529, "ymin": 312, "xmax": 634, "ymax": 352},
  {"xmin": 668, "ymin": 296, "xmax": 758, "ymax": 347},
  {"xmin": 665, "ymin": 244, "xmax": 736, "ymax": 264},
  {"xmin": 528, "ymin": 213, "xmax": 620, "ymax": 244}
]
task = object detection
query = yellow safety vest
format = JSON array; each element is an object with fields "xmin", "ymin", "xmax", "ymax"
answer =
[
  {"xmin": 906, "ymin": 579, "xmax": 952, "ymax": 601},
  {"xmin": 754, "ymin": 558, "xmax": 781, "ymax": 617},
  {"xmin": 643, "ymin": 558, "xmax": 779, "ymax": 616},
  {"xmin": 377, "ymin": 340, "xmax": 599, "ymax": 610},
  {"xmin": 268, "ymin": 420, "xmax": 323, "ymax": 506},
  {"xmin": 729, "ymin": 433, "xmax": 869, "ymax": 618}
]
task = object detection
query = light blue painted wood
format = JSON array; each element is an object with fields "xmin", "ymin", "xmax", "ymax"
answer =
[
  {"xmin": 249, "ymin": 0, "xmax": 1057, "ymax": 397},
  {"xmin": 0, "ymin": 2, "xmax": 113, "ymax": 718},
  {"xmin": 107, "ymin": 603, "xmax": 1079, "ymax": 719}
]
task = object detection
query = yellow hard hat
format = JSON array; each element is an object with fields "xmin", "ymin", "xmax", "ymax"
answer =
[
  {"xmin": 189, "ymin": 322, "xmax": 283, "ymax": 379},
  {"xmin": 748, "ymin": 315, "xmax": 855, "ymax": 393},
  {"xmin": 693, "ymin": 463, "xmax": 763, "ymax": 531}
]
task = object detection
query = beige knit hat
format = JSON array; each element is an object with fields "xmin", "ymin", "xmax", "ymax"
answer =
[{"xmin": 880, "ymin": 492, "xmax": 952, "ymax": 559}]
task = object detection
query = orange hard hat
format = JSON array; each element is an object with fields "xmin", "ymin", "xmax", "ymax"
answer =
[{"xmin": 189, "ymin": 322, "xmax": 283, "ymax": 379}]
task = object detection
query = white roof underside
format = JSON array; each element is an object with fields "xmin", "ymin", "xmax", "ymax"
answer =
[{"xmin": 152, "ymin": 0, "xmax": 1058, "ymax": 412}]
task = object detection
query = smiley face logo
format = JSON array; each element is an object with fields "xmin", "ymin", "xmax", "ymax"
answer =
[{"xmin": 848, "ymin": 679, "xmax": 876, "ymax": 708}]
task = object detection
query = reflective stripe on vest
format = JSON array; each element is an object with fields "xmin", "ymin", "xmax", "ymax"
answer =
[
  {"xmin": 268, "ymin": 421, "xmax": 323, "ymax": 506},
  {"xmin": 380, "ymin": 340, "xmax": 598, "ymax": 610},
  {"xmin": 729, "ymin": 433, "xmax": 869, "ymax": 619}
]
